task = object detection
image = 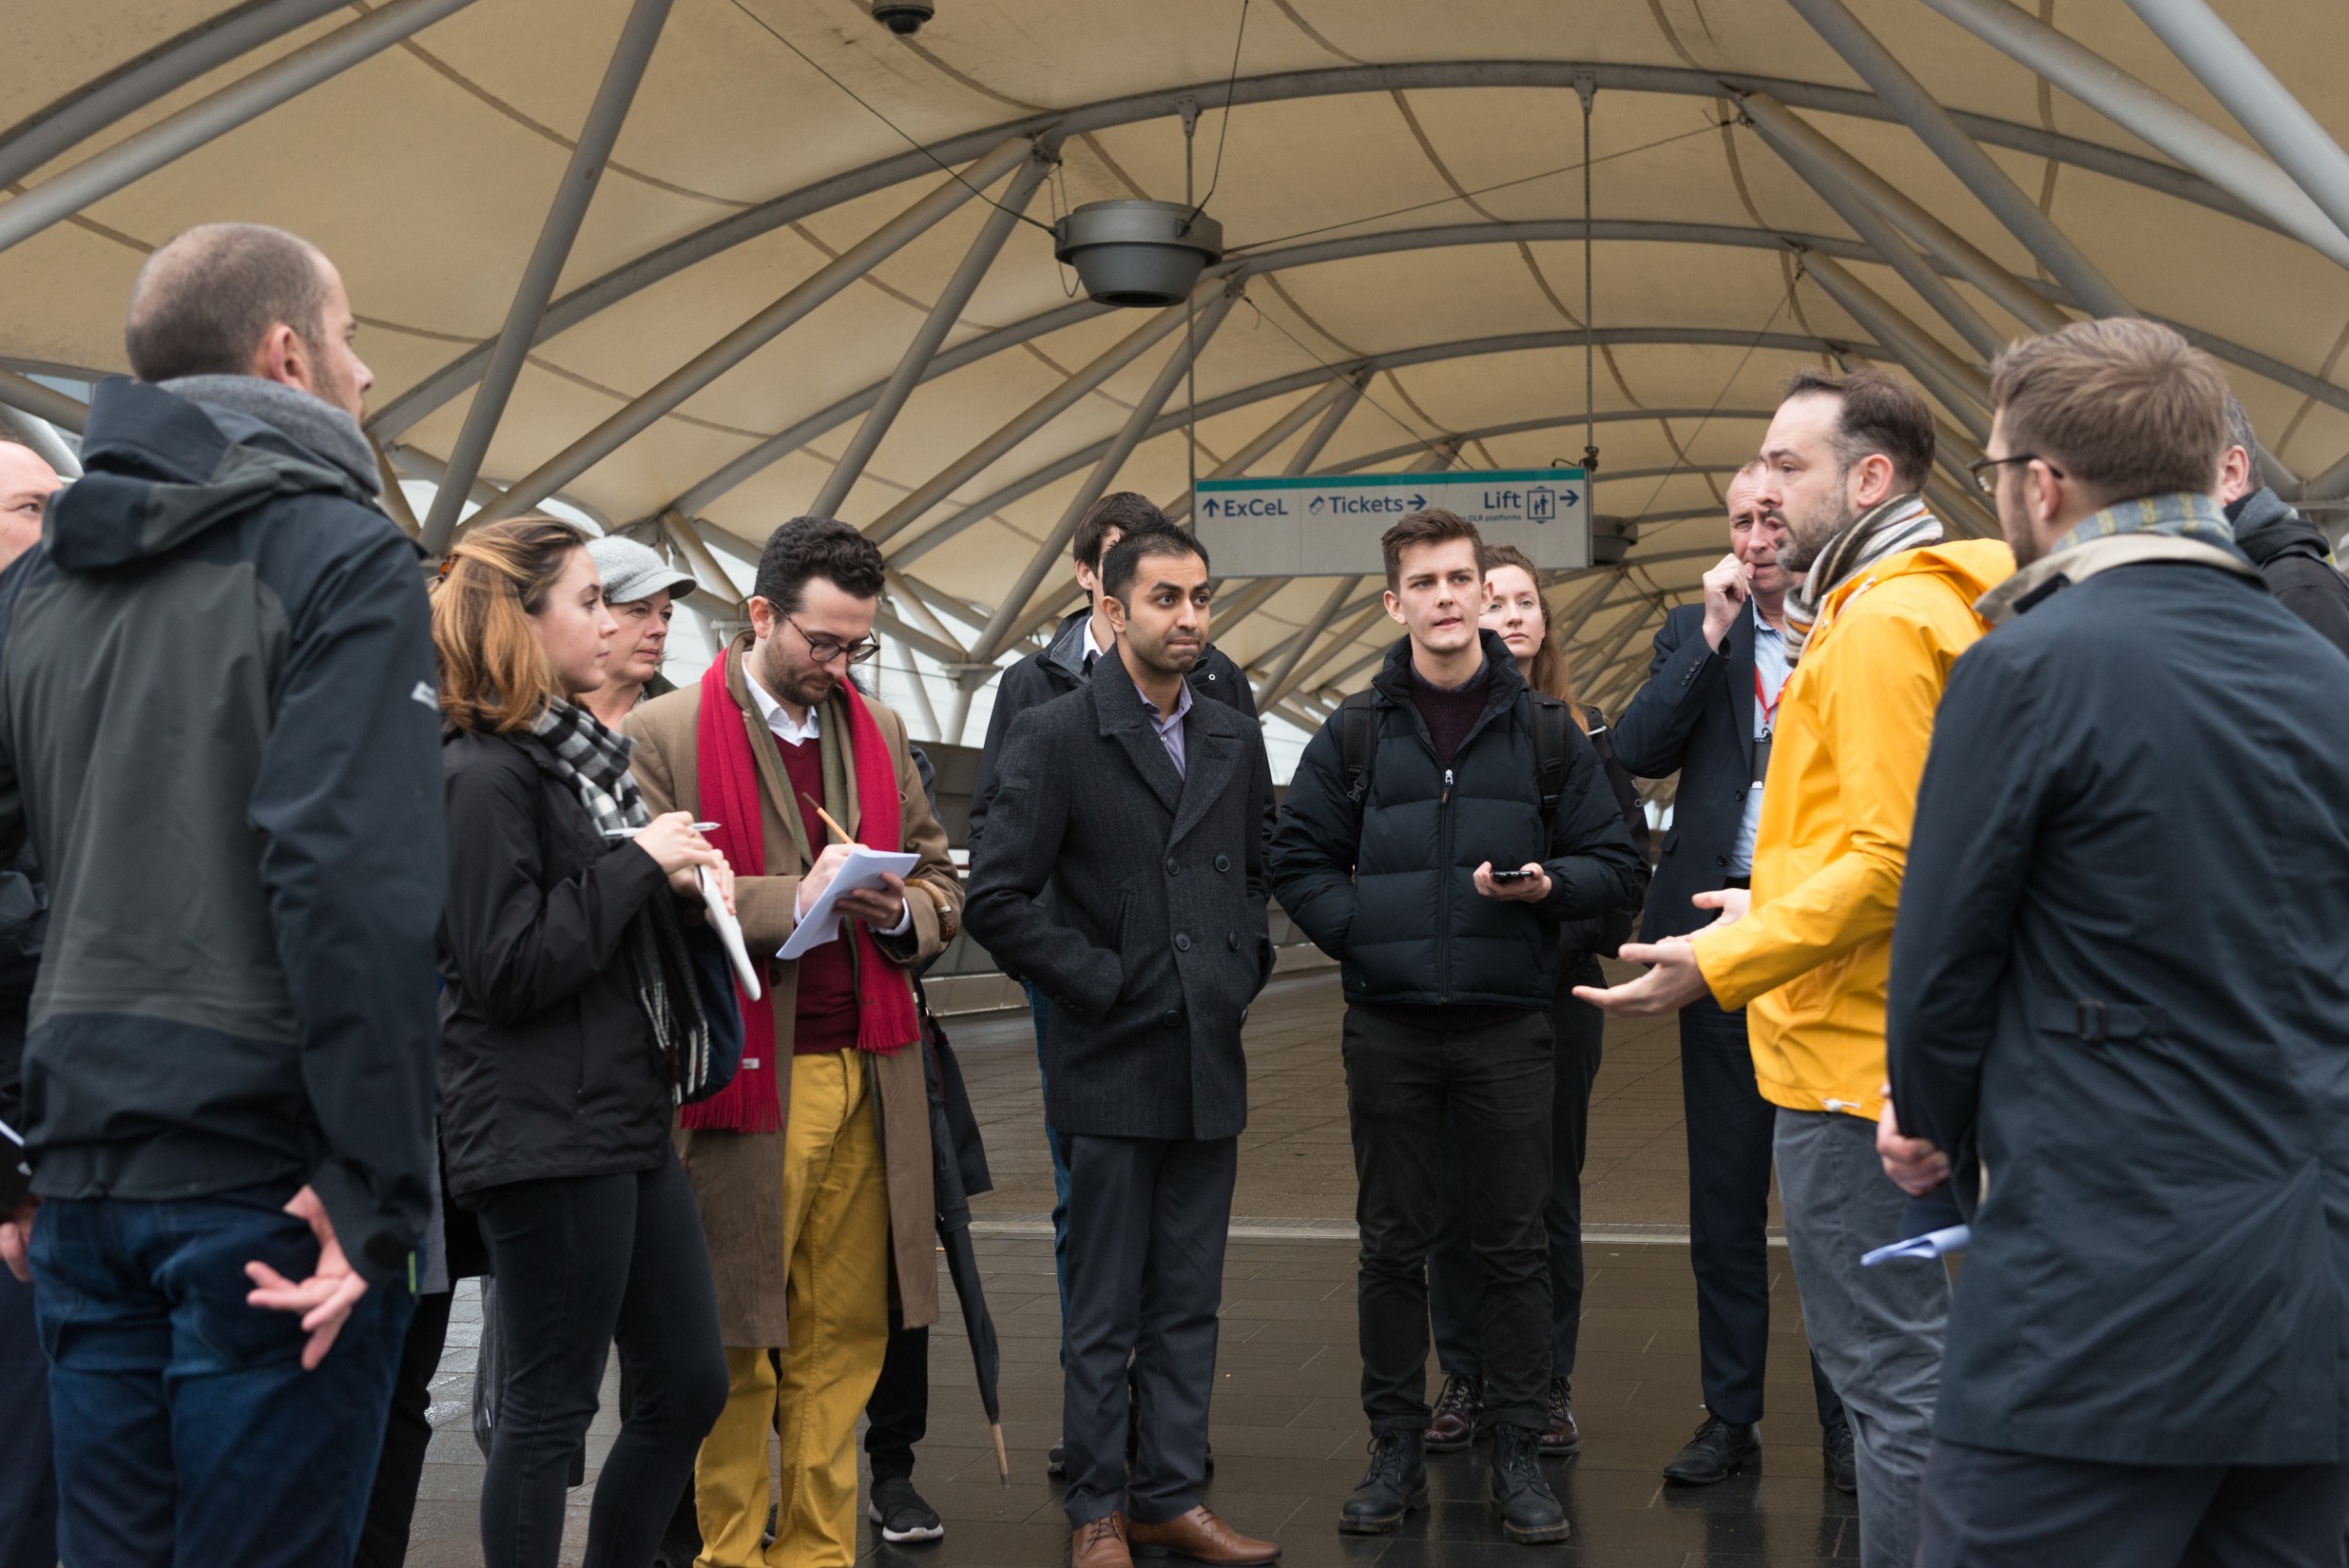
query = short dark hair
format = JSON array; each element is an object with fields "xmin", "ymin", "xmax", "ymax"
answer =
[
  {"xmin": 1073, "ymin": 491, "xmax": 1167, "ymax": 573},
  {"xmin": 753, "ymin": 516, "xmax": 885, "ymax": 613},
  {"xmin": 125, "ymin": 223, "xmax": 330, "ymax": 382},
  {"xmin": 1380, "ymin": 507, "xmax": 1484, "ymax": 592},
  {"xmin": 1101, "ymin": 523, "xmax": 1209, "ymax": 602},
  {"xmin": 1780, "ymin": 366, "xmax": 1937, "ymax": 493},
  {"xmin": 1989, "ymin": 318, "xmax": 2228, "ymax": 505}
]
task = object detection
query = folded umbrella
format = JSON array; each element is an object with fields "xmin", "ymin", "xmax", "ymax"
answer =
[{"xmin": 925, "ymin": 1014, "xmax": 1007, "ymax": 1485}]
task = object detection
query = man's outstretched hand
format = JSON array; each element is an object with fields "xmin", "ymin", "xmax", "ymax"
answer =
[
  {"xmin": 244, "ymin": 1184, "xmax": 369, "ymax": 1372},
  {"xmin": 1571, "ymin": 888, "xmax": 1748, "ymax": 1017},
  {"xmin": 1876, "ymin": 1086, "xmax": 1951, "ymax": 1197}
]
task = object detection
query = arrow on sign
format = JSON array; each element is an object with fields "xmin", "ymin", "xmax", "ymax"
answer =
[
  {"xmin": 1563, "ymin": 489, "xmax": 1579, "ymax": 505},
  {"xmin": 1202, "ymin": 497, "xmax": 1220, "ymax": 517},
  {"xmin": 1409, "ymin": 494, "xmax": 1427, "ymax": 509}
]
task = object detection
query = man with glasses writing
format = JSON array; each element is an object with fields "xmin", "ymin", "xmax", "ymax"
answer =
[{"xmin": 626, "ymin": 518, "xmax": 962, "ymax": 1568}]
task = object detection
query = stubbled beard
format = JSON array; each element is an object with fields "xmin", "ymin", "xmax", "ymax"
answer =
[
  {"xmin": 1773, "ymin": 498, "xmax": 1851, "ymax": 576},
  {"xmin": 757, "ymin": 643, "xmax": 833, "ymax": 708},
  {"xmin": 1134, "ymin": 637, "xmax": 1202, "ymax": 677}
]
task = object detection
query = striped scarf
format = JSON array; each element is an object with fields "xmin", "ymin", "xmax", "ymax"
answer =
[{"xmin": 1782, "ymin": 493, "xmax": 1944, "ymax": 662}]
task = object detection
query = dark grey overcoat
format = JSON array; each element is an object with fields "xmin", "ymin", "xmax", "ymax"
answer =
[{"xmin": 965, "ymin": 646, "xmax": 1275, "ymax": 1141}]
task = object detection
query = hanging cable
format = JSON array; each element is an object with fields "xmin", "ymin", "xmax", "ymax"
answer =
[
  {"xmin": 1578, "ymin": 77, "xmax": 1600, "ymax": 500},
  {"xmin": 1185, "ymin": 99, "xmax": 1202, "ymax": 510},
  {"xmin": 1188, "ymin": 0, "xmax": 1252, "ymax": 224}
]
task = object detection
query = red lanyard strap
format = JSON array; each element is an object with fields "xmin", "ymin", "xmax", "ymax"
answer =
[{"xmin": 1753, "ymin": 665, "xmax": 1784, "ymax": 730}]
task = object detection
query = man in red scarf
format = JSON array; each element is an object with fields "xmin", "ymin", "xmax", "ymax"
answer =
[{"xmin": 625, "ymin": 518, "xmax": 961, "ymax": 1568}]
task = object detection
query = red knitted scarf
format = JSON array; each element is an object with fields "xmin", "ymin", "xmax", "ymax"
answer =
[{"xmin": 679, "ymin": 649, "xmax": 920, "ymax": 1134}]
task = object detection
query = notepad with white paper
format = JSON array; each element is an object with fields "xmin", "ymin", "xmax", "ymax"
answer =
[{"xmin": 777, "ymin": 847, "xmax": 921, "ymax": 960}]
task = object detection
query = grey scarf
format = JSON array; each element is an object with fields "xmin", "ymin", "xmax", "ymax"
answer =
[
  {"xmin": 158, "ymin": 374, "xmax": 379, "ymax": 497},
  {"xmin": 1782, "ymin": 493, "xmax": 1944, "ymax": 662}
]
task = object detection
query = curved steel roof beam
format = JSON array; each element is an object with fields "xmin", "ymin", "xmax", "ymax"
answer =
[
  {"xmin": 641, "ymin": 211, "xmax": 2348, "ymax": 531},
  {"xmin": 365, "ymin": 59, "xmax": 2263, "ymax": 442},
  {"xmin": 0, "ymin": 0, "xmax": 354, "ymax": 191}
]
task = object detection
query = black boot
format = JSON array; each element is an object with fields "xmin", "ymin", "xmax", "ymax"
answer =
[
  {"xmin": 1489, "ymin": 1423, "xmax": 1570, "ymax": 1545},
  {"xmin": 1338, "ymin": 1430, "xmax": 1428, "ymax": 1535}
]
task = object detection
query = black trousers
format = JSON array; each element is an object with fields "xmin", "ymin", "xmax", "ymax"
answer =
[
  {"xmin": 1430, "ymin": 960, "xmax": 1604, "ymax": 1385},
  {"xmin": 469, "ymin": 1149, "xmax": 728, "ymax": 1568},
  {"xmin": 1916, "ymin": 1437, "xmax": 2349, "ymax": 1568},
  {"xmin": 0, "ymin": 1265, "xmax": 55, "ymax": 1568},
  {"xmin": 1681, "ymin": 992, "xmax": 1843, "ymax": 1429},
  {"xmin": 865, "ymin": 1310, "xmax": 928, "ymax": 1484},
  {"xmin": 1346, "ymin": 1006, "xmax": 1554, "ymax": 1434},
  {"xmin": 354, "ymin": 1288, "xmax": 457, "ymax": 1568},
  {"xmin": 1060, "ymin": 1133, "xmax": 1237, "ymax": 1529}
]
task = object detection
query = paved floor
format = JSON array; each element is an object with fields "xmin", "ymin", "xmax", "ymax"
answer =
[
  {"xmin": 402, "ymin": 968, "xmax": 1846, "ymax": 1565},
  {"xmin": 957, "ymin": 968, "xmax": 1780, "ymax": 1236}
]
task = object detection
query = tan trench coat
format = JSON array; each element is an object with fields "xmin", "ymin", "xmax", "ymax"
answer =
[{"xmin": 625, "ymin": 640, "xmax": 959, "ymax": 1347}]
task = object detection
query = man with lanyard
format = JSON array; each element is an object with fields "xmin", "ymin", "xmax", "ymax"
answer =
[{"xmin": 1613, "ymin": 459, "xmax": 1852, "ymax": 1490}]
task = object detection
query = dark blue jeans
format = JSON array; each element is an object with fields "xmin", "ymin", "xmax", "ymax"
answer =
[{"xmin": 31, "ymin": 1180, "xmax": 411, "ymax": 1568}]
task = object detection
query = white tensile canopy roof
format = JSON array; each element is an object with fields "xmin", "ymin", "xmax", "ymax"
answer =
[{"xmin": 6, "ymin": 0, "xmax": 2348, "ymax": 772}]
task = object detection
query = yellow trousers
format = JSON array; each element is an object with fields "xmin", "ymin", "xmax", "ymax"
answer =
[{"xmin": 694, "ymin": 1049, "xmax": 891, "ymax": 1568}]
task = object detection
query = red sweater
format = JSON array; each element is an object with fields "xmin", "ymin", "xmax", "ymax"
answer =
[{"xmin": 776, "ymin": 737, "xmax": 859, "ymax": 1056}]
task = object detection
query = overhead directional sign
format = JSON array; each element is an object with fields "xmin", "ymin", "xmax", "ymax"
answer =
[{"xmin": 1194, "ymin": 469, "xmax": 1588, "ymax": 578}]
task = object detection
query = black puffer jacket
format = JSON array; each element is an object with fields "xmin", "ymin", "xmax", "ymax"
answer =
[
  {"xmin": 1269, "ymin": 633, "xmax": 1648, "ymax": 1010},
  {"xmin": 437, "ymin": 729, "xmax": 677, "ymax": 1201},
  {"xmin": 2226, "ymin": 487, "xmax": 2349, "ymax": 660}
]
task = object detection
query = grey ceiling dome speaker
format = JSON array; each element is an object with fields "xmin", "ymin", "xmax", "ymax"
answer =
[{"xmin": 1052, "ymin": 200, "xmax": 1224, "ymax": 308}]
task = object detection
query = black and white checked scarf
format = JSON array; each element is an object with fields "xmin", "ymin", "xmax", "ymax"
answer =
[{"xmin": 527, "ymin": 701, "xmax": 711, "ymax": 1102}]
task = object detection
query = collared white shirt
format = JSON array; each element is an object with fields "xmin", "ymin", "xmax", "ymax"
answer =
[
  {"xmin": 1729, "ymin": 617, "xmax": 1789, "ymax": 877},
  {"xmin": 1081, "ymin": 614, "xmax": 1110, "ymax": 670},
  {"xmin": 743, "ymin": 666, "xmax": 911, "ymax": 940}
]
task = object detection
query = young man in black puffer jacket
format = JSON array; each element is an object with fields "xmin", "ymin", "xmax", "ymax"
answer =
[{"xmin": 1269, "ymin": 509, "xmax": 1646, "ymax": 1547}]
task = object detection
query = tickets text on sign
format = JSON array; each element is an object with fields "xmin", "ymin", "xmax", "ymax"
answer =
[{"xmin": 1192, "ymin": 469, "xmax": 1590, "ymax": 578}]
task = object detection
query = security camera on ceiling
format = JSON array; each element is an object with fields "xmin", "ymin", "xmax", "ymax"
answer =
[{"xmin": 871, "ymin": 0, "xmax": 934, "ymax": 34}]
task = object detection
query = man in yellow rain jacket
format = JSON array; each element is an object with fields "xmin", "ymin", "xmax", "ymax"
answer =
[{"xmin": 1581, "ymin": 368, "xmax": 2012, "ymax": 1568}]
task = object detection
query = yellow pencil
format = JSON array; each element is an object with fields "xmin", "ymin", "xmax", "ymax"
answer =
[{"xmin": 801, "ymin": 792, "xmax": 852, "ymax": 845}]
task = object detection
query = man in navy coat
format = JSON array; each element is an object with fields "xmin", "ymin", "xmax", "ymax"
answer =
[
  {"xmin": 1883, "ymin": 318, "xmax": 2349, "ymax": 1566},
  {"xmin": 1612, "ymin": 462, "xmax": 1850, "ymax": 1488}
]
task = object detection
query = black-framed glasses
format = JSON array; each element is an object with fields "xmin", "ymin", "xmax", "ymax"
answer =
[
  {"xmin": 785, "ymin": 613, "xmax": 879, "ymax": 666},
  {"xmin": 1967, "ymin": 454, "xmax": 2065, "ymax": 496}
]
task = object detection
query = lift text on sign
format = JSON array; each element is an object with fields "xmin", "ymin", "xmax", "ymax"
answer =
[{"xmin": 1193, "ymin": 469, "xmax": 1589, "ymax": 578}]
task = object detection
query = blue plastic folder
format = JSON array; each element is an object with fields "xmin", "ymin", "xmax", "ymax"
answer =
[{"xmin": 1861, "ymin": 1225, "xmax": 1970, "ymax": 1266}]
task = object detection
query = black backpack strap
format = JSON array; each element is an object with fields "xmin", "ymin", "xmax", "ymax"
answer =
[
  {"xmin": 1338, "ymin": 691, "xmax": 1379, "ymax": 814},
  {"xmin": 1529, "ymin": 693, "xmax": 1574, "ymax": 815}
]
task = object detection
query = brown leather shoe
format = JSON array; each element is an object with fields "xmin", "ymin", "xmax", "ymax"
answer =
[
  {"xmin": 1423, "ymin": 1373, "xmax": 1481, "ymax": 1452},
  {"xmin": 1073, "ymin": 1512, "xmax": 1133, "ymax": 1568},
  {"xmin": 1126, "ymin": 1505, "xmax": 1280, "ymax": 1564}
]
